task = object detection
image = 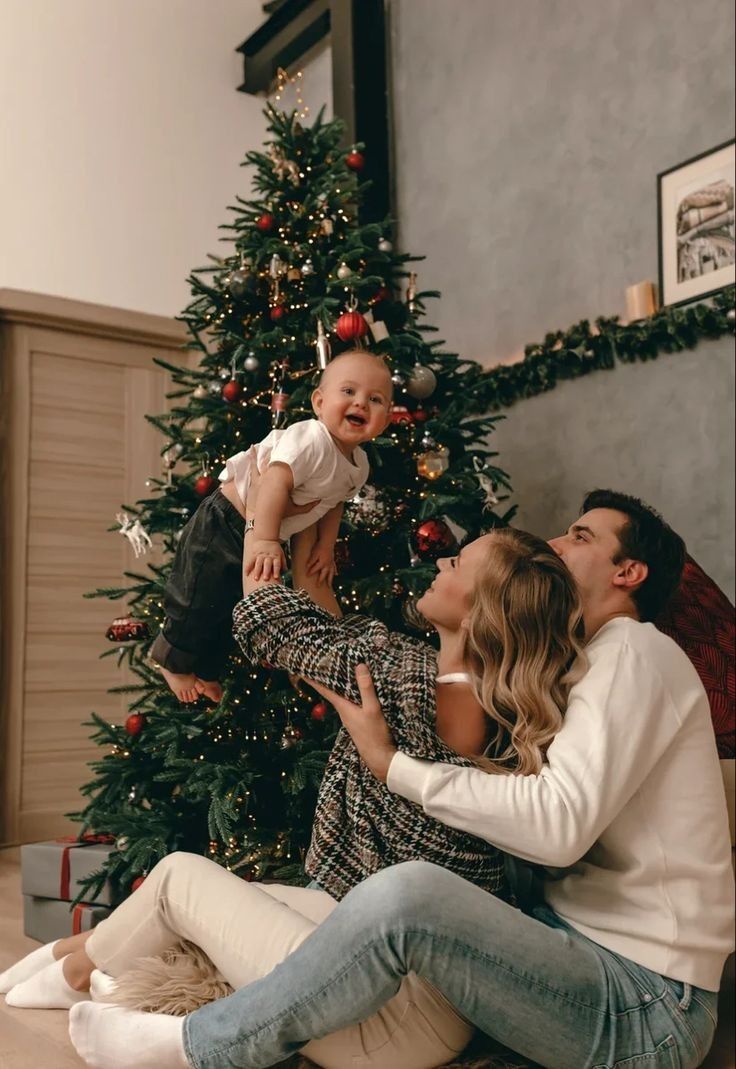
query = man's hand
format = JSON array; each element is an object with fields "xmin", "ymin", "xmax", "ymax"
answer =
[
  {"xmin": 245, "ymin": 538, "xmax": 287, "ymax": 581},
  {"xmin": 305, "ymin": 664, "xmax": 397, "ymax": 783},
  {"xmin": 305, "ymin": 540, "xmax": 337, "ymax": 587}
]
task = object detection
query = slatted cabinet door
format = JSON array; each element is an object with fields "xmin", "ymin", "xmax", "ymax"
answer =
[{"xmin": 0, "ymin": 291, "xmax": 187, "ymax": 844}]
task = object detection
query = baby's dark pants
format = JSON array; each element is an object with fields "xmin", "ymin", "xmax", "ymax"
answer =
[{"xmin": 149, "ymin": 490, "xmax": 245, "ymax": 681}]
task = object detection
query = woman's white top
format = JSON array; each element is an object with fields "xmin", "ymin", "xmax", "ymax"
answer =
[
  {"xmin": 388, "ymin": 617, "xmax": 735, "ymax": 990},
  {"xmin": 219, "ymin": 418, "xmax": 369, "ymax": 540}
]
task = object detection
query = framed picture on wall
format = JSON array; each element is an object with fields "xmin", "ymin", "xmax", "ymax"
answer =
[{"xmin": 658, "ymin": 139, "xmax": 735, "ymax": 307}]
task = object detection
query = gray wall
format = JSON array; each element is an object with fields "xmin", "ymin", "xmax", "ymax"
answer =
[{"xmin": 390, "ymin": 0, "xmax": 735, "ymax": 599}]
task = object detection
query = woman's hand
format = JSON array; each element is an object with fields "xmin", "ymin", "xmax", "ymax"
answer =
[
  {"xmin": 246, "ymin": 538, "xmax": 287, "ymax": 581},
  {"xmin": 306, "ymin": 540, "xmax": 337, "ymax": 586},
  {"xmin": 306, "ymin": 664, "xmax": 397, "ymax": 783}
]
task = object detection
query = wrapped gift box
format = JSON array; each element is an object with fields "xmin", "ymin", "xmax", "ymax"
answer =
[
  {"xmin": 23, "ymin": 896, "xmax": 113, "ymax": 943},
  {"xmin": 21, "ymin": 837, "xmax": 117, "ymax": 906}
]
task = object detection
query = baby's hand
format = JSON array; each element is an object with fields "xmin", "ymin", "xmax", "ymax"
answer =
[
  {"xmin": 246, "ymin": 538, "xmax": 287, "ymax": 581},
  {"xmin": 306, "ymin": 541, "xmax": 337, "ymax": 587}
]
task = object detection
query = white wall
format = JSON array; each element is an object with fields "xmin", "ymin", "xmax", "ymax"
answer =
[{"xmin": 0, "ymin": 0, "xmax": 267, "ymax": 317}]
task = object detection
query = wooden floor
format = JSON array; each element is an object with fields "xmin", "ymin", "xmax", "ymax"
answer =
[
  {"xmin": 0, "ymin": 848, "xmax": 86, "ymax": 1069},
  {"xmin": 1, "ymin": 845, "xmax": 733, "ymax": 1069}
]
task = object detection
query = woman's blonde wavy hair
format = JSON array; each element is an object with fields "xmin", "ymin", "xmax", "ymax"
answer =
[{"xmin": 462, "ymin": 528, "xmax": 585, "ymax": 776}]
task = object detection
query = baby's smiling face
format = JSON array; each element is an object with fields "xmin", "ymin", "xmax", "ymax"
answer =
[{"xmin": 311, "ymin": 352, "xmax": 393, "ymax": 449}]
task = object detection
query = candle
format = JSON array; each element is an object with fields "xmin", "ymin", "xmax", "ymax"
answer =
[{"xmin": 626, "ymin": 281, "xmax": 658, "ymax": 321}]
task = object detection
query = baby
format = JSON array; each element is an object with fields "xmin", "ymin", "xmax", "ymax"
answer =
[{"xmin": 150, "ymin": 350, "xmax": 393, "ymax": 703}]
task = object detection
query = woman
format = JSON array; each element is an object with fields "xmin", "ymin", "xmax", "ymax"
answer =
[{"xmin": 2, "ymin": 528, "xmax": 583, "ymax": 1069}]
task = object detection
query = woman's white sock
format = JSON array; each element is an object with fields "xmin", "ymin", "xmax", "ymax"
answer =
[
  {"xmin": 0, "ymin": 940, "xmax": 59, "ymax": 993},
  {"xmin": 5, "ymin": 956, "xmax": 90, "ymax": 1009},
  {"xmin": 68, "ymin": 1002, "xmax": 189, "ymax": 1069},
  {"xmin": 89, "ymin": 969, "xmax": 118, "ymax": 1003}
]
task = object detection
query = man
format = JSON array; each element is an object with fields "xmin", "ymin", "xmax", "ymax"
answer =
[{"xmin": 68, "ymin": 490, "xmax": 734, "ymax": 1069}]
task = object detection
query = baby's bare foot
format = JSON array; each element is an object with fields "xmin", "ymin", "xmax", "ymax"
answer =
[
  {"xmin": 194, "ymin": 678, "xmax": 223, "ymax": 703},
  {"xmin": 160, "ymin": 668, "xmax": 200, "ymax": 702}
]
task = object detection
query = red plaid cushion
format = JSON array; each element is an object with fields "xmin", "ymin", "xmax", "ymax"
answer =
[{"xmin": 656, "ymin": 557, "xmax": 735, "ymax": 758}]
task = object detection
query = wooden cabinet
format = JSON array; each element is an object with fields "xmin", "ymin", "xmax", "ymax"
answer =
[{"xmin": 0, "ymin": 290, "xmax": 187, "ymax": 844}]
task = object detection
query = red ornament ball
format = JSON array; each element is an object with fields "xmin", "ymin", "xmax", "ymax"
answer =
[
  {"xmin": 256, "ymin": 212, "xmax": 275, "ymax": 232},
  {"xmin": 413, "ymin": 519, "xmax": 457, "ymax": 561},
  {"xmin": 194, "ymin": 475, "xmax": 218, "ymax": 498},
  {"xmin": 270, "ymin": 305, "xmax": 286, "ymax": 322},
  {"xmin": 372, "ymin": 285, "xmax": 393, "ymax": 305},
  {"xmin": 413, "ymin": 407, "xmax": 429, "ymax": 423},
  {"xmin": 311, "ymin": 701, "xmax": 328, "ymax": 721},
  {"xmin": 222, "ymin": 379, "xmax": 243, "ymax": 403},
  {"xmin": 131, "ymin": 876, "xmax": 146, "ymax": 892},
  {"xmin": 345, "ymin": 151, "xmax": 366, "ymax": 172},
  {"xmin": 125, "ymin": 713, "xmax": 147, "ymax": 737},
  {"xmin": 335, "ymin": 310, "xmax": 368, "ymax": 342}
]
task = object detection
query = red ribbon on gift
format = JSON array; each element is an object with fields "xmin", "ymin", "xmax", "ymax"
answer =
[
  {"xmin": 55, "ymin": 834, "xmax": 115, "ymax": 900},
  {"xmin": 72, "ymin": 903, "xmax": 95, "ymax": 936}
]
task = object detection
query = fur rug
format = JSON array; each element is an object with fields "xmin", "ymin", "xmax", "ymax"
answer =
[
  {"xmin": 109, "ymin": 941, "xmax": 536, "ymax": 1069},
  {"xmin": 108, "ymin": 940, "xmax": 233, "ymax": 1016}
]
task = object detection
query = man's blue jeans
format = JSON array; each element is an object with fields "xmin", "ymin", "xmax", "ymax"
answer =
[{"xmin": 183, "ymin": 861, "xmax": 719, "ymax": 1069}]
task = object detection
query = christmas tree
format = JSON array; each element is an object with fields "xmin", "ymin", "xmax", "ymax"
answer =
[{"xmin": 71, "ymin": 102, "xmax": 514, "ymax": 902}]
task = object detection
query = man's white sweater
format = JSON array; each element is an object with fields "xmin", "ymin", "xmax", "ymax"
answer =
[{"xmin": 387, "ymin": 617, "xmax": 735, "ymax": 990}]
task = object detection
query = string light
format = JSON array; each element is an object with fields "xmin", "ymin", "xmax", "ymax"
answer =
[{"xmin": 272, "ymin": 67, "xmax": 310, "ymax": 119}]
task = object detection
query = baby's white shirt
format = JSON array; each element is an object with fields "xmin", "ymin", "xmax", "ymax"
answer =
[{"xmin": 219, "ymin": 418, "xmax": 370, "ymax": 540}]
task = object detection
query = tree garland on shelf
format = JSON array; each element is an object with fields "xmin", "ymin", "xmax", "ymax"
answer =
[{"xmin": 477, "ymin": 285, "xmax": 735, "ymax": 411}]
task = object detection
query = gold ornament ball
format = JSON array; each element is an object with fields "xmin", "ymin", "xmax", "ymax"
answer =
[
  {"xmin": 417, "ymin": 446, "xmax": 449, "ymax": 481},
  {"xmin": 337, "ymin": 262, "xmax": 352, "ymax": 280},
  {"xmin": 193, "ymin": 384, "xmax": 207, "ymax": 400}
]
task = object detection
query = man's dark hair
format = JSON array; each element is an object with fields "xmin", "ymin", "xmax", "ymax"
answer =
[{"xmin": 581, "ymin": 489, "xmax": 686, "ymax": 622}]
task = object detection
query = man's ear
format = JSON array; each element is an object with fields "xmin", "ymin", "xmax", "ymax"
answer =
[
  {"xmin": 612, "ymin": 559, "xmax": 648, "ymax": 593},
  {"xmin": 311, "ymin": 387, "xmax": 323, "ymax": 416}
]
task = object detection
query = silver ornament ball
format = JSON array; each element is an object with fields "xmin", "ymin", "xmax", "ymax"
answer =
[
  {"xmin": 727, "ymin": 308, "xmax": 736, "ymax": 323},
  {"xmin": 301, "ymin": 258, "xmax": 315, "ymax": 277},
  {"xmin": 244, "ymin": 354, "xmax": 259, "ymax": 372},
  {"xmin": 193, "ymin": 384, "xmax": 208, "ymax": 400},
  {"xmin": 208, "ymin": 380, "xmax": 223, "ymax": 397},
  {"xmin": 345, "ymin": 485, "xmax": 391, "ymax": 533},
  {"xmin": 337, "ymin": 262, "xmax": 352, "ymax": 280},
  {"xmin": 378, "ymin": 238, "xmax": 393, "ymax": 253},
  {"xmin": 229, "ymin": 269, "xmax": 253, "ymax": 297},
  {"xmin": 406, "ymin": 364, "xmax": 437, "ymax": 400}
]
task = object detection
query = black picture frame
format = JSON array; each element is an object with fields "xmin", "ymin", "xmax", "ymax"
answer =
[{"xmin": 657, "ymin": 139, "xmax": 735, "ymax": 308}]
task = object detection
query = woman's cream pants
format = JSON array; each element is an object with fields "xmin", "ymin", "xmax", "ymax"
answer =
[{"xmin": 86, "ymin": 852, "xmax": 473, "ymax": 1068}]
